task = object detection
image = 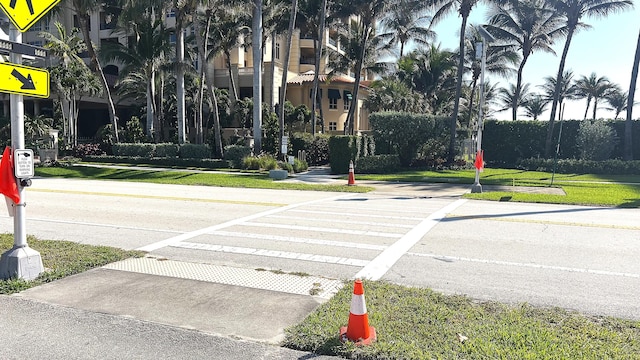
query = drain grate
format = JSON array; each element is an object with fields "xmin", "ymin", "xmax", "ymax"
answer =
[{"xmin": 103, "ymin": 257, "xmax": 344, "ymax": 299}]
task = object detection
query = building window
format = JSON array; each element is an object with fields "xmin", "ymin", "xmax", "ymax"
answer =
[
  {"xmin": 328, "ymin": 88, "xmax": 341, "ymax": 110},
  {"xmin": 329, "ymin": 122, "xmax": 337, "ymax": 131},
  {"xmin": 100, "ymin": 12, "xmax": 117, "ymax": 30},
  {"xmin": 27, "ymin": 41, "xmax": 43, "ymax": 47},
  {"xmin": 167, "ymin": 9, "xmax": 176, "ymax": 18},
  {"xmin": 275, "ymin": 42, "xmax": 280, "ymax": 59},
  {"xmin": 343, "ymin": 90, "xmax": 352, "ymax": 110}
]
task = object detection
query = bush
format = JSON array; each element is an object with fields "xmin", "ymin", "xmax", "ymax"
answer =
[
  {"xmin": 518, "ymin": 157, "xmax": 640, "ymax": 174},
  {"xmin": 292, "ymin": 158, "xmax": 308, "ymax": 173},
  {"xmin": 112, "ymin": 143, "xmax": 155, "ymax": 158},
  {"xmin": 356, "ymin": 155, "xmax": 401, "ymax": 174},
  {"xmin": 224, "ymin": 145, "xmax": 252, "ymax": 168},
  {"xmin": 328, "ymin": 136, "xmax": 358, "ymax": 174},
  {"xmin": 72, "ymin": 143, "xmax": 105, "ymax": 158},
  {"xmin": 179, "ymin": 144, "xmax": 211, "ymax": 159},
  {"xmin": 155, "ymin": 143, "xmax": 180, "ymax": 158},
  {"xmin": 278, "ymin": 161, "xmax": 293, "ymax": 173},
  {"xmin": 242, "ymin": 156, "xmax": 261, "ymax": 170},
  {"xmin": 83, "ymin": 155, "xmax": 230, "ymax": 169},
  {"xmin": 259, "ymin": 154, "xmax": 278, "ymax": 170},
  {"xmin": 307, "ymin": 135, "xmax": 330, "ymax": 165},
  {"xmin": 577, "ymin": 120, "xmax": 618, "ymax": 161},
  {"xmin": 370, "ymin": 112, "xmax": 447, "ymax": 166}
]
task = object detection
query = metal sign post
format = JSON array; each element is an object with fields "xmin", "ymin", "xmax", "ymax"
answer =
[{"xmin": 0, "ymin": 25, "xmax": 43, "ymax": 281}]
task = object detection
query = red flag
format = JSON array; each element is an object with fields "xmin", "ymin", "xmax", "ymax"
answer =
[
  {"xmin": 474, "ymin": 150, "xmax": 484, "ymax": 171},
  {"xmin": 0, "ymin": 146, "xmax": 20, "ymax": 204}
]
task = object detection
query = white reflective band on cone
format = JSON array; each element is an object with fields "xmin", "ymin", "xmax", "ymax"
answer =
[{"xmin": 350, "ymin": 294, "xmax": 367, "ymax": 315}]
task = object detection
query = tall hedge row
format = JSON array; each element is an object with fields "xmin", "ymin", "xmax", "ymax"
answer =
[{"xmin": 482, "ymin": 119, "xmax": 640, "ymax": 167}]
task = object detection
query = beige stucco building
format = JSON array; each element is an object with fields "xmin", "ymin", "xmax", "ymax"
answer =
[{"xmin": 1, "ymin": 8, "xmax": 372, "ymax": 139}]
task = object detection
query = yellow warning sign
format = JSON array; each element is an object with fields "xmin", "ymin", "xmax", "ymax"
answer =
[
  {"xmin": 0, "ymin": 62, "xmax": 49, "ymax": 98},
  {"xmin": 0, "ymin": 0, "xmax": 61, "ymax": 32}
]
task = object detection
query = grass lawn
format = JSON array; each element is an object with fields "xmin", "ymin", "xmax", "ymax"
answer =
[
  {"xmin": 0, "ymin": 234, "xmax": 144, "ymax": 294},
  {"xmin": 35, "ymin": 166, "xmax": 373, "ymax": 193},
  {"xmin": 357, "ymin": 168, "xmax": 640, "ymax": 207},
  {"xmin": 284, "ymin": 281, "xmax": 640, "ymax": 359}
]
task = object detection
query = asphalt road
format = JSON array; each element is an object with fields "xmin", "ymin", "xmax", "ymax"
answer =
[{"xmin": 1, "ymin": 176, "xmax": 639, "ymax": 358}]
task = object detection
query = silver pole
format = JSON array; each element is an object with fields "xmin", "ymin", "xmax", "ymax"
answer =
[
  {"xmin": 471, "ymin": 40, "xmax": 487, "ymax": 193},
  {"xmin": 0, "ymin": 26, "xmax": 44, "ymax": 281},
  {"xmin": 9, "ymin": 27, "xmax": 27, "ymax": 248}
]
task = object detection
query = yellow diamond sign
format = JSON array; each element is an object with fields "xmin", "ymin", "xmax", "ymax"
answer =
[
  {"xmin": 0, "ymin": 62, "xmax": 49, "ymax": 98},
  {"xmin": 0, "ymin": 0, "xmax": 61, "ymax": 32}
]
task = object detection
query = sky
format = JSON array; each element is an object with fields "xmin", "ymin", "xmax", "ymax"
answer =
[{"xmin": 429, "ymin": 2, "xmax": 640, "ymax": 121}]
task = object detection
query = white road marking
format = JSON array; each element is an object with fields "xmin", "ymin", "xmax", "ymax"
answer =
[
  {"xmin": 408, "ymin": 252, "xmax": 640, "ymax": 278},
  {"xmin": 241, "ymin": 222, "xmax": 403, "ymax": 238},
  {"xmin": 305, "ymin": 203, "xmax": 437, "ymax": 215},
  {"xmin": 25, "ymin": 217, "xmax": 183, "ymax": 234},
  {"xmin": 265, "ymin": 214, "xmax": 416, "ymax": 228},
  {"xmin": 209, "ymin": 230, "xmax": 387, "ymax": 250},
  {"xmin": 289, "ymin": 209, "xmax": 424, "ymax": 221},
  {"xmin": 137, "ymin": 194, "xmax": 353, "ymax": 252},
  {"xmin": 355, "ymin": 199, "xmax": 468, "ymax": 280},
  {"xmin": 171, "ymin": 242, "xmax": 370, "ymax": 267}
]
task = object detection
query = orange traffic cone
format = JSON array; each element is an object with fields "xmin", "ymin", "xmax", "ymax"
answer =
[
  {"xmin": 340, "ymin": 279, "xmax": 376, "ymax": 345},
  {"xmin": 347, "ymin": 160, "xmax": 356, "ymax": 185}
]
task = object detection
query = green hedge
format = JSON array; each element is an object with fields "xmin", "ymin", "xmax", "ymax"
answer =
[
  {"xmin": 328, "ymin": 136, "xmax": 358, "ymax": 174},
  {"xmin": 370, "ymin": 112, "xmax": 449, "ymax": 166},
  {"xmin": 83, "ymin": 155, "xmax": 230, "ymax": 168},
  {"xmin": 357, "ymin": 155, "xmax": 401, "ymax": 174},
  {"xmin": 224, "ymin": 145, "xmax": 252, "ymax": 169},
  {"xmin": 483, "ymin": 119, "xmax": 640, "ymax": 167},
  {"xmin": 112, "ymin": 143, "xmax": 156, "ymax": 158},
  {"xmin": 518, "ymin": 158, "xmax": 640, "ymax": 174},
  {"xmin": 155, "ymin": 143, "xmax": 180, "ymax": 158},
  {"xmin": 179, "ymin": 144, "xmax": 211, "ymax": 159}
]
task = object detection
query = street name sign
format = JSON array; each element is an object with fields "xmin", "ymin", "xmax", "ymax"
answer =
[
  {"xmin": 0, "ymin": 0, "xmax": 61, "ymax": 32},
  {"xmin": 0, "ymin": 39, "xmax": 47, "ymax": 58},
  {"xmin": 0, "ymin": 62, "xmax": 49, "ymax": 98}
]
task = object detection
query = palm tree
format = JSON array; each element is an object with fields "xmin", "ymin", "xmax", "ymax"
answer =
[
  {"xmin": 277, "ymin": 0, "xmax": 299, "ymax": 155},
  {"xmin": 297, "ymin": 0, "xmax": 327, "ymax": 135},
  {"xmin": 428, "ymin": 0, "xmax": 485, "ymax": 163},
  {"xmin": 332, "ymin": 0, "xmax": 392, "ymax": 135},
  {"xmin": 377, "ymin": 0, "xmax": 434, "ymax": 58},
  {"xmin": 539, "ymin": 69, "xmax": 577, "ymax": 110},
  {"xmin": 574, "ymin": 72, "xmax": 613, "ymax": 120},
  {"xmin": 496, "ymin": 82, "xmax": 532, "ymax": 117},
  {"xmin": 398, "ymin": 46, "xmax": 457, "ymax": 114},
  {"xmin": 625, "ymin": 29, "xmax": 640, "ymax": 160},
  {"xmin": 603, "ymin": 86, "xmax": 629, "ymax": 120},
  {"xmin": 101, "ymin": 10, "xmax": 173, "ymax": 139},
  {"xmin": 39, "ymin": 22, "xmax": 86, "ymax": 144},
  {"xmin": 485, "ymin": 0, "xmax": 564, "ymax": 121},
  {"xmin": 522, "ymin": 94, "xmax": 549, "ymax": 120},
  {"xmin": 251, "ymin": 0, "xmax": 263, "ymax": 153},
  {"xmin": 545, "ymin": 0, "xmax": 633, "ymax": 157},
  {"xmin": 68, "ymin": 0, "xmax": 120, "ymax": 142}
]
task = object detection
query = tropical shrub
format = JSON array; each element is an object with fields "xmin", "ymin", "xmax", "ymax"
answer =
[
  {"xmin": 576, "ymin": 120, "xmax": 617, "ymax": 161},
  {"xmin": 224, "ymin": 145, "xmax": 252, "ymax": 168},
  {"xmin": 356, "ymin": 154, "xmax": 401, "ymax": 173}
]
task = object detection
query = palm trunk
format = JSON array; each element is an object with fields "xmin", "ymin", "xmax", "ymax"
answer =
[
  {"xmin": 513, "ymin": 57, "xmax": 527, "ymax": 121},
  {"xmin": 311, "ymin": 0, "xmax": 327, "ymax": 136},
  {"xmin": 345, "ymin": 24, "xmax": 370, "ymax": 135},
  {"xmin": 252, "ymin": 0, "xmax": 263, "ymax": 153},
  {"xmin": 270, "ymin": 31, "xmax": 277, "ymax": 112},
  {"xmin": 278, "ymin": 0, "xmax": 298, "ymax": 156},
  {"xmin": 225, "ymin": 51, "xmax": 239, "ymax": 103},
  {"xmin": 448, "ymin": 14, "xmax": 469, "ymax": 163},
  {"xmin": 624, "ymin": 30, "xmax": 640, "ymax": 160},
  {"xmin": 583, "ymin": 97, "xmax": 591, "ymax": 120},
  {"xmin": 202, "ymin": 10, "xmax": 223, "ymax": 158},
  {"xmin": 546, "ymin": 28, "xmax": 575, "ymax": 157},
  {"xmin": 592, "ymin": 98, "xmax": 598, "ymax": 120},
  {"xmin": 146, "ymin": 71, "xmax": 155, "ymax": 137},
  {"xmin": 76, "ymin": 14, "xmax": 119, "ymax": 143},
  {"xmin": 466, "ymin": 77, "xmax": 478, "ymax": 128},
  {"xmin": 195, "ymin": 14, "xmax": 206, "ymax": 145},
  {"xmin": 176, "ymin": 9, "xmax": 187, "ymax": 144}
]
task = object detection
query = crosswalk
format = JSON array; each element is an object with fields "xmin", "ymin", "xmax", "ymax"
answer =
[{"xmin": 123, "ymin": 194, "xmax": 467, "ymax": 298}]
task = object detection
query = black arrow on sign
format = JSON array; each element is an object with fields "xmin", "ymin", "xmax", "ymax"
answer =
[
  {"xmin": 8, "ymin": 0, "xmax": 34, "ymax": 15},
  {"xmin": 11, "ymin": 69, "xmax": 36, "ymax": 90}
]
